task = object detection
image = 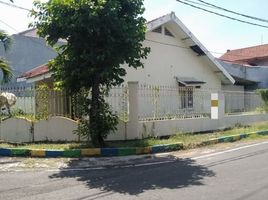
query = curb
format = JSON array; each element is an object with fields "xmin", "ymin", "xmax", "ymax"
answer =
[
  {"xmin": 0, "ymin": 142, "xmax": 183, "ymax": 158},
  {"xmin": 200, "ymin": 130, "xmax": 268, "ymax": 146},
  {"xmin": 1, "ymin": 130, "xmax": 268, "ymax": 158}
]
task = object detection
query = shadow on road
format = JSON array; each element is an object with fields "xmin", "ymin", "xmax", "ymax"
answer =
[{"xmin": 49, "ymin": 156, "xmax": 215, "ymax": 196}]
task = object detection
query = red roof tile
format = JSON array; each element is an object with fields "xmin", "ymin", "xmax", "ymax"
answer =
[
  {"xmin": 219, "ymin": 44, "xmax": 268, "ymax": 63},
  {"xmin": 22, "ymin": 64, "xmax": 49, "ymax": 79}
]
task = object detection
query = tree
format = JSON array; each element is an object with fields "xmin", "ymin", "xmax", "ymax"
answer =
[
  {"xmin": 0, "ymin": 30, "xmax": 13, "ymax": 83},
  {"xmin": 31, "ymin": 0, "xmax": 150, "ymax": 147}
]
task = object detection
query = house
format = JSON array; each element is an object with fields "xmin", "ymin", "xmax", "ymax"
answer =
[
  {"xmin": 21, "ymin": 13, "xmax": 235, "ymax": 88},
  {"xmin": 218, "ymin": 44, "xmax": 268, "ymax": 90},
  {"xmin": 18, "ymin": 12, "xmax": 240, "ymax": 118},
  {"xmin": 218, "ymin": 60, "xmax": 268, "ymax": 90},
  {"xmin": 0, "ymin": 28, "xmax": 57, "ymax": 87},
  {"xmin": 6, "ymin": 13, "xmax": 267, "ymax": 141},
  {"xmin": 219, "ymin": 44, "xmax": 268, "ymax": 66}
]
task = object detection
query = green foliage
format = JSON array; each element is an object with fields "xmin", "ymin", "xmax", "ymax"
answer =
[
  {"xmin": 256, "ymin": 89, "xmax": 268, "ymax": 112},
  {"xmin": 35, "ymin": 84, "xmax": 50, "ymax": 120},
  {"xmin": 257, "ymin": 89, "xmax": 268, "ymax": 103},
  {"xmin": 31, "ymin": 0, "xmax": 150, "ymax": 147},
  {"xmin": 0, "ymin": 30, "xmax": 13, "ymax": 83},
  {"xmin": 11, "ymin": 108, "xmax": 25, "ymax": 115}
]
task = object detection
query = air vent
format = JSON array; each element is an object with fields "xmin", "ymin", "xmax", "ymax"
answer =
[
  {"xmin": 152, "ymin": 26, "xmax": 162, "ymax": 34},
  {"xmin": 164, "ymin": 28, "xmax": 174, "ymax": 37},
  {"xmin": 190, "ymin": 45, "xmax": 205, "ymax": 56}
]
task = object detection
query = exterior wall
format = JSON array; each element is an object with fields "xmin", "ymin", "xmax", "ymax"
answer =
[
  {"xmin": 222, "ymin": 85, "xmax": 244, "ymax": 92},
  {"xmin": 2, "ymin": 114, "xmax": 268, "ymax": 143},
  {"xmin": 138, "ymin": 114, "xmax": 268, "ymax": 138},
  {"xmin": 0, "ymin": 118, "xmax": 32, "ymax": 142},
  {"xmin": 34, "ymin": 117, "xmax": 78, "ymax": 141},
  {"xmin": 123, "ymin": 30, "xmax": 222, "ymax": 90}
]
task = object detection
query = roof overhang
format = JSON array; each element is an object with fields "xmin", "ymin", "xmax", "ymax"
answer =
[
  {"xmin": 176, "ymin": 76, "xmax": 206, "ymax": 87},
  {"xmin": 26, "ymin": 72, "xmax": 53, "ymax": 83},
  {"xmin": 147, "ymin": 12, "xmax": 235, "ymax": 85}
]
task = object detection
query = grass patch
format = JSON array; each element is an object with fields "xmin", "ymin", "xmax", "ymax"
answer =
[{"xmin": 1, "ymin": 121, "xmax": 268, "ymax": 150}]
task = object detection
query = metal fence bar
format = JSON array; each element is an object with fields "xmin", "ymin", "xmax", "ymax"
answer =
[
  {"xmin": 0, "ymin": 85, "xmax": 266, "ymax": 121},
  {"xmin": 224, "ymin": 90, "xmax": 264, "ymax": 115},
  {"xmin": 138, "ymin": 85, "xmax": 211, "ymax": 121}
]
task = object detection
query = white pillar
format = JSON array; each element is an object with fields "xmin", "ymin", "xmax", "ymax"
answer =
[
  {"xmin": 211, "ymin": 92, "xmax": 225, "ymax": 119},
  {"xmin": 127, "ymin": 81, "xmax": 139, "ymax": 140}
]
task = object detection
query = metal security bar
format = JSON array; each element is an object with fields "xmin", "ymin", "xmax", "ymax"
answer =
[
  {"xmin": 0, "ymin": 85, "xmax": 129, "ymax": 121},
  {"xmin": 138, "ymin": 85, "xmax": 211, "ymax": 121},
  {"xmin": 105, "ymin": 85, "xmax": 129, "ymax": 122},
  {"xmin": 0, "ymin": 86, "xmax": 35, "ymax": 115},
  {"xmin": 224, "ymin": 91, "xmax": 264, "ymax": 115}
]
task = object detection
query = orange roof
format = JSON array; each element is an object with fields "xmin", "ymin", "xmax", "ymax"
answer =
[
  {"xmin": 219, "ymin": 44, "xmax": 268, "ymax": 62},
  {"xmin": 22, "ymin": 64, "xmax": 49, "ymax": 79}
]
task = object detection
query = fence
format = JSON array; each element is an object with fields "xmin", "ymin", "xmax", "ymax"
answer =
[
  {"xmin": 0, "ymin": 85, "xmax": 129, "ymax": 121},
  {"xmin": 0, "ymin": 84, "xmax": 266, "ymax": 121},
  {"xmin": 138, "ymin": 85, "xmax": 211, "ymax": 121},
  {"xmin": 224, "ymin": 91, "xmax": 264, "ymax": 115}
]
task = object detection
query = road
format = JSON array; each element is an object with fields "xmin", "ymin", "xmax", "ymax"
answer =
[{"xmin": 1, "ymin": 141, "xmax": 268, "ymax": 200}]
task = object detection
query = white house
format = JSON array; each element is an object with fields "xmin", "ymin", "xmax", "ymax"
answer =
[
  {"xmin": 20, "ymin": 12, "xmax": 235, "ymax": 88},
  {"xmin": 18, "ymin": 12, "xmax": 241, "ymax": 119},
  {"xmin": 10, "ymin": 13, "xmax": 268, "ymax": 141},
  {"xmin": 124, "ymin": 12, "xmax": 235, "ymax": 90}
]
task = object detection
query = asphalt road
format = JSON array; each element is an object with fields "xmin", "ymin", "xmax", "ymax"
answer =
[{"xmin": 1, "ymin": 141, "xmax": 268, "ymax": 200}]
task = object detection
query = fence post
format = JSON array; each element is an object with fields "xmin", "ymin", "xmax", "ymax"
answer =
[
  {"xmin": 127, "ymin": 81, "xmax": 139, "ymax": 140},
  {"xmin": 211, "ymin": 92, "xmax": 225, "ymax": 119}
]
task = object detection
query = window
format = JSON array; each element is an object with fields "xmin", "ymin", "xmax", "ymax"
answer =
[{"xmin": 181, "ymin": 87, "xmax": 193, "ymax": 109}]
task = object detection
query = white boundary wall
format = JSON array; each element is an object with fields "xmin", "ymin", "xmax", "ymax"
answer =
[
  {"xmin": 0, "ymin": 118, "xmax": 32, "ymax": 143},
  {"xmin": 138, "ymin": 114, "xmax": 268, "ymax": 139},
  {"xmin": 34, "ymin": 117, "xmax": 78, "ymax": 141},
  {"xmin": 1, "ymin": 114, "xmax": 268, "ymax": 142}
]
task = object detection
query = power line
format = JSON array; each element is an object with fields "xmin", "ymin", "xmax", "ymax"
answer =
[
  {"xmin": 0, "ymin": 19, "xmax": 19, "ymax": 32},
  {"xmin": 0, "ymin": 0, "xmax": 31, "ymax": 11},
  {"xmin": 176, "ymin": 0, "xmax": 268, "ymax": 29},
  {"xmin": 145, "ymin": 38, "xmax": 264, "ymax": 60},
  {"xmin": 193, "ymin": 0, "xmax": 268, "ymax": 23}
]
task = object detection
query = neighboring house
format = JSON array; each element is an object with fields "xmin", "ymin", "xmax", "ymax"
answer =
[
  {"xmin": 219, "ymin": 44, "xmax": 268, "ymax": 66},
  {"xmin": 19, "ymin": 12, "xmax": 238, "ymax": 117},
  {"xmin": 219, "ymin": 60, "xmax": 268, "ymax": 90},
  {"xmin": 219, "ymin": 44, "xmax": 268, "ymax": 90},
  {"xmin": 0, "ymin": 28, "xmax": 57, "ymax": 87}
]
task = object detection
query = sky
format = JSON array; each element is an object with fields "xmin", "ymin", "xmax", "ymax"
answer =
[{"xmin": 0, "ymin": 0, "xmax": 268, "ymax": 57}]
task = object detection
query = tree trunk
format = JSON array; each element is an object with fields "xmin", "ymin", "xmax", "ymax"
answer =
[{"xmin": 89, "ymin": 78, "xmax": 105, "ymax": 147}]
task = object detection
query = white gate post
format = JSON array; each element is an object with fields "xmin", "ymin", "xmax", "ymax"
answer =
[
  {"xmin": 211, "ymin": 92, "xmax": 225, "ymax": 119},
  {"xmin": 127, "ymin": 81, "xmax": 139, "ymax": 139}
]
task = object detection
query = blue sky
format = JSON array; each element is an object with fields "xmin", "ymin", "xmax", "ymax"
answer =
[{"xmin": 1, "ymin": 0, "xmax": 268, "ymax": 56}]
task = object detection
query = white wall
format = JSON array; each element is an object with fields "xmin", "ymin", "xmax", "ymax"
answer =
[
  {"xmin": 123, "ymin": 26, "xmax": 222, "ymax": 90},
  {"xmin": 0, "ymin": 118, "xmax": 32, "ymax": 142},
  {"xmin": 1, "ymin": 113, "xmax": 268, "ymax": 142},
  {"xmin": 34, "ymin": 117, "xmax": 78, "ymax": 141},
  {"xmin": 138, "ymin": 114, "xmax": 268, "ymax": 138}
]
